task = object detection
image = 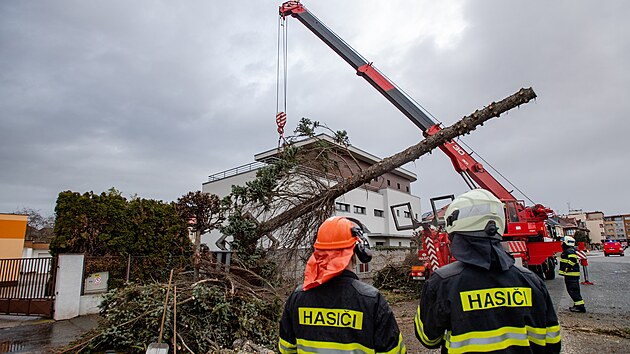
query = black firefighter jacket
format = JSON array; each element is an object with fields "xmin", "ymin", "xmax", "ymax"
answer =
[
  {"xmin": 559, "ymin": 247, "xmax": 580, "ymax": 277},
  {"xmin": 414, "ymin": 261, "xmax": 561, "ymax": 354},
  {"xmin": 278, "ymin": 270, "xmax": 406, "ymax": 354}
]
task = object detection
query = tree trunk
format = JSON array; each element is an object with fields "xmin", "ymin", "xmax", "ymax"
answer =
[
  {"xmin": 258, "ymin": 87, "xmax": 537, "ymax": 235},
  {"xmin": 194, "ymin": 229, "xmax": 201, "ymax": 280}
]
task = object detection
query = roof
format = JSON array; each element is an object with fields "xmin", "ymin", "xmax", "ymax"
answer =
[
  {"xmin": 254, "ymin": 133, "xmax": 417, "ymax": 182},
  {"xmin": 558, "ymin": 217, "xmax": 579, "ymax": 228},
  {"xmin": 546, "ymin": 218, "xmax": 561, "ymax": 227}
]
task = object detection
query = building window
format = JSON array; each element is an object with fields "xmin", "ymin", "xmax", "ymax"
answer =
[
  {"xmin": 354, "ymin": 205, "xmax": 366, "ymax": 214},
  {"xmin": 376, "ymin": 242, "xmax": 385, "ymax": 246},
  {"xmin": 406, "ymin": 186, "xmax": 409, "ymax": 192},
  {"xmin": 398, "ymin": 242, "xmax": 402, "ymax": 247},
  {"xmin": 359, "ymin": 263, "xmax": 370, "ymax": 273},
  {"xmin": 335, "ymin": 203, "xmax": 350, "ymax": 212},
  {"xmin": 374, "ymin": 209, "xmax": 384, "ymax": 217},
  {"xmin": 404, "ymin": 211, "xmax": 411, "ymax": 218},
  {"xmin": 397, "ymin": 183, "xmax": 401, "ymax": 190},
  {"xmin": 387, "ymin": 180, "xmax": 391, "ymax": 186}
]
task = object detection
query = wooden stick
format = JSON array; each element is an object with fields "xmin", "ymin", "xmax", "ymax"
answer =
[
  {"xmin": 173, "ymin": 285, "xmax": 177, "ymax": 354},
  {"xmin": 158, "ymin": 269, "xmax": 174, "ymax": 344},
  {"xmin": 177, "ymin": 333, "xmax": 196, "ymax": 354}
]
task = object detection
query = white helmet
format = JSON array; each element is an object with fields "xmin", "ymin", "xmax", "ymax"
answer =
[
  {"xmin": 444, "ymin": 189, "xmax": 505, "ymax": 239},
  {"xmin": 563, "ymin": 236, "xmax": 576, "ymax": 247}
]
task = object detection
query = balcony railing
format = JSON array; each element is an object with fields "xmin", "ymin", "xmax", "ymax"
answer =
[
  {"xmin": 207, "ymin": 159, "xmax": 393, "ymax": 194},
  {"xmin": 207, "ymin": 161, "xmax": 270, "ymax": 182}
]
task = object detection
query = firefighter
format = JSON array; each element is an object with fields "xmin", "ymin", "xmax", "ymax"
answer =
[
  {"xmin": 559, "ymin": 236, "xmax": 586, "ymax": 312},
  {"xmin": 414, "ymin": 189, "xmax": 561, "ymax": 353},
  {"xmin": 278, "ymin": 216, "xmax": 406, "ymax": 354}
]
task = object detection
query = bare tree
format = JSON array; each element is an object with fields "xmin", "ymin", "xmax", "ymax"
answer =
[
  {"xmin": 14, "ymin": 207, "xmax": 55, "ymax": 242},
  {"xmin": 176, "ymin": 191, "xmax": 225, "ymax": 279}
]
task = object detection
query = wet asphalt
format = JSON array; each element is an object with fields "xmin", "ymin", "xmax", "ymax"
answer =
[{"xmin": 0, "ymin": 314, "xmax": 99, "ymax": 353}]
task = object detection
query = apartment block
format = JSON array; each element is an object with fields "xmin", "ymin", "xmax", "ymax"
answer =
[{"xmin": 603, "ymin": 214, "xmax": 630, "ymax": 241}]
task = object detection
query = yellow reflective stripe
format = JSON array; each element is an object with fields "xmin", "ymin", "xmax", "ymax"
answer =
[
  {"xmin": 445, "ymin": 325, "xmax": 560, "ymax": 353},
  {"xmin": 563, "ymin": 272, "xmax": 580, "ymax": 276},
  {"xmin": 296, "ymin": 338, "xmax": 374, "ymax": 353},
  {"xmin": 568, "ymin": 254, "xmax": 579, "ymax": 259},
  {"xmin": 546, "ymin": 325, "xmax": 561, "ymax": 344},
  {"xmin": 414, "ymin": 305, "xmax": 443, "ymax": 346},
  {"xmin": 279, "ymin": 337, "xmax": 297, "ymax": 354},
  {"xmin": 560, "ymin": 259, "xmax": 576, "ymax": 266},
  {"xmin": 574, "ymin": 300, "xmax": 585, "ymax": 305},
  {"xmin": 377, "ymin": 333, "xmax": 406, "ymax": 354}
]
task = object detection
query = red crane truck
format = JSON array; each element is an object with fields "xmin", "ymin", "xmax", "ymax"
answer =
[{"xmin": 279, "ymin": 1, "xmax": 562, "ymax": 280}]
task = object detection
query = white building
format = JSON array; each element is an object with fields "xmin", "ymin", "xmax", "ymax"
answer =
[{"xmin": 201, "ymin": 134, "xmax": 421, "ymax": 250}]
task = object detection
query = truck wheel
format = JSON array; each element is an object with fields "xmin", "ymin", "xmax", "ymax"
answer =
[
  {"xmin": 544, "ymin": 258, "xmax": 556, "ymax": 280},
  {"xmin": 530, "ymin": 265, "xmax": 545, "ymax": 280}
]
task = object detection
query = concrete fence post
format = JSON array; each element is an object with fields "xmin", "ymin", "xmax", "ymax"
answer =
[{"xmin": 53, "ymin": 254, "xmax": 84, "ymax": 321}]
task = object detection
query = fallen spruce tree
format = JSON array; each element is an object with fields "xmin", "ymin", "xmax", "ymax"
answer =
[
  {"xmin": 257, "ymin": 88, "xmax": 537, "ymax": 237},
  {"xmin": 61, "ymin": 88, "xmax": 536, "ymax": 353}
]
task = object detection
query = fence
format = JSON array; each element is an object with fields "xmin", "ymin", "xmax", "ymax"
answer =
[
  {"xmin": 0, "ymin": 257, "xmax": 56, "ymax": 317},
  {"xmin": 82, "ymin": 255, "xmax": 192, "ymax": 294}
]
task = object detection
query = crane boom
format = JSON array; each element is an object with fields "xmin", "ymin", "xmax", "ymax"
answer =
[
  {"xmin": 279, "ymin": 1, "xmax": 561, "ymax": 277},
  {"xmin": 280, "ymin": 1, "xmax": 515, "ymax": 201}
]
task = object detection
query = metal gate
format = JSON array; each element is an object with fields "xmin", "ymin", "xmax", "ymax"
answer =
[{"xmin": 0, "ymin": 257, "xmax": 56, "ymax": 317}]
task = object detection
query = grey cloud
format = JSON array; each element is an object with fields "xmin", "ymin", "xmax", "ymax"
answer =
[{"xmin": 1, "ymin": 0, "xmax": 628, "ymax": 218}]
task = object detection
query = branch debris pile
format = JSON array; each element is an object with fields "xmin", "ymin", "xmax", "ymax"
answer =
[
  {"xmin": 372, "ymin": 253, "xmax": 424, "ymax": 301},
  {"xmin": 65, "ymin": 265, "xmax": 282, "ymax": 353}
]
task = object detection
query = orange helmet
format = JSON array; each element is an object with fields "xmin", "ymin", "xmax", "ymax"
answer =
[{"xmin": 314, "ymin": 216, "xmax": 357, "ymax": 249}]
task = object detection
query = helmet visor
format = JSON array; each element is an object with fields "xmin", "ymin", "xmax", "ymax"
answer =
[{"xmin": 448, "ymin": 202, "xmax": 494, "ymax": 223}]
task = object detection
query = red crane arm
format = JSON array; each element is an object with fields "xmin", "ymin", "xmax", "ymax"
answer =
[{"xmin": 280, "ymin": 1, "xmax": 517, "ymax": 201}]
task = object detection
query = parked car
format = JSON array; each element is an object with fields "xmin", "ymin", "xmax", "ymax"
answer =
[{"xmin": 604, "ymin": 241, "xmax": 624, "ymax": 257}]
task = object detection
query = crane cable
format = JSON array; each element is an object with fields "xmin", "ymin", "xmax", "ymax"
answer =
[
  {"xmin": 457, "ymin": 138, "xmax": 536, "ymax": 205},
  {"xmin": 275, "ymin": 15, "xmax": 289, "ymax": 147}
]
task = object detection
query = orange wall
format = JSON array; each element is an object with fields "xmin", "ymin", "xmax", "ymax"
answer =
[{"xmin": 0, "ymin": 214, "xmax": 27, "ymax": 260}]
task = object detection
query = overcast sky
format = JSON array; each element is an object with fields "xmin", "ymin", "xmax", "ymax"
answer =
[{"xmin": 1, "ymin": 1, "xmax": 628, "ymax": 219}]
